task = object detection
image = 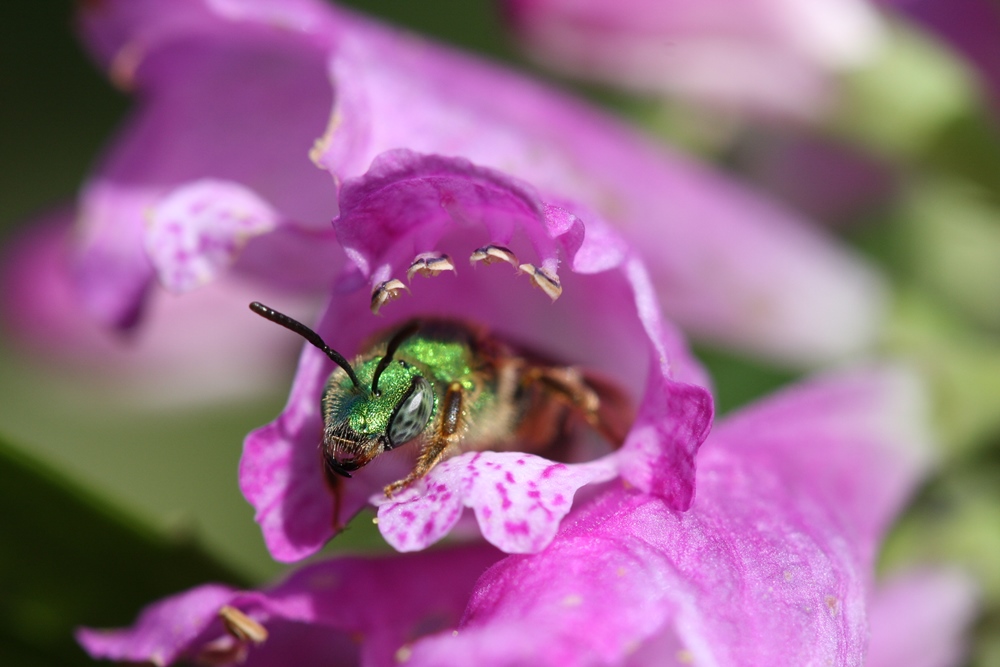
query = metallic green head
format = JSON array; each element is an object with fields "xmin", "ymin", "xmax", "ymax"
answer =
[
  {"xmin": 321, "ymin": 354, "xmax": 435, "ymax": 476},
  {"xmin": 248, "ymin": 303, "xmax": 435, "ymax": 478}
]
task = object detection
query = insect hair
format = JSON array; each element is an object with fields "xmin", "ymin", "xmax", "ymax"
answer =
[{"xmin": 371, "ymin": 321, "xmax": 421, "ymax": 395}]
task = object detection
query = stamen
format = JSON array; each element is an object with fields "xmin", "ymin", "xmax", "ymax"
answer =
[
  {"xmin": 406, "ymin": 252, "xmax": 456, "ymax": 282},
  {"xmin": 518, "ymin": 263, "xmax": 562, "ymax": 301},
  {"xmin": 470, "ymin": 244, "xmax": 519, "ymax": 268},
  {"xmin": 370, "ymin": 279, "xmax": 409, "ymax": 315},
  {"xmin": 219, "ymin": 606, "xmax": 268, "ymax": 645}
]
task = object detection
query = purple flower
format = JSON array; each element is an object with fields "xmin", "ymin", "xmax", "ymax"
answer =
[
  {"xmin": 78, "ymin": 543, "xmax": 503, "ymax": 667},
  {"xmin": 8, "ymin": 0, "xmax": 885, "ymax": 372},
  {"xmin": 71, "ymin": 0, "xmax": 344, "ymax": 329},
  {"xmin": 884, "ymin": 0, "xmax": 1000, "ymax": 112},
  {"xmin": 501, "ymin": 0, "xmax": 884, "ymax": 119},
  {"xmin": 80, "ymin": 367, "xmax": 974, "ymax": 666},
  {"xmin": 239, "ymin": 150, "xmax": 713, "ymax": 561},
  {"xmin": 0, "ymin": 212, "xmax": 318, "ymax": 406}
]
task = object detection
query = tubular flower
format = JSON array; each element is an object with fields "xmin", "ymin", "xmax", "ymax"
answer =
[
  {"xmin": 238, "ymin": 150, "xmax": 713, "ymax": 562},
  {"xmin": 79, "ymin": 367, "xmax": 974, "ymax": 667},
  {"xmin": 9, "ymin": 0, "xmax": 885, "ymax": 371},
  {"xmin": 883, "ymin": 0, "xmax": 1000, "ymax": 112},
  {"xmin": 0, "ymin": 212, "xmax": 317, "ymax": 406},
  {"xmin": 501, "ymin": 0, "xmax": 885, "ymax": 119},
  {"xmin": 77, "ymin": 544, "xmax": 504, "ymax": 667}
]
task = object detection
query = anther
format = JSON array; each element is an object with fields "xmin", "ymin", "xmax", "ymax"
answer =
[
  {"xmin": 518, "ymin": 263, "xmax": 562, "ymax": 301},
  {"xmin": 370, "ymin": 279, "xmax": 409, "ymax": 314},
  {"xmin": 470, "ymin": 245, "xmax": 519, "ymax": 268},
  {"xmin": 219, "ymin": 606, "xmax": 268, "ymax": 645},
  {"xmin": 406, "ymin": 252, "xmax": 456, "ymax": 282}
]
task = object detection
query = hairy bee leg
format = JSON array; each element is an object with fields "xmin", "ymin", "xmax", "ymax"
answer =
[
  {"xmin": 384, "ymin": 382, "xmax": 465, "ymax": 497},
  {"xmin": 525, "ymin": 367, "xmax": 599, "ymax": 416},
  {"xmin": 321, "ymin": 456, "xmax": 349, "ymax": 532},
  {"xmin": 525, "ymin": 367, "xmax": 632, "ymax": 447}
]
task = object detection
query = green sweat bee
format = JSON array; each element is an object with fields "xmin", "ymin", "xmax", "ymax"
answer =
[{"xmin": 250, "ymin": 302, "xmax": 633, "ymax": 496}]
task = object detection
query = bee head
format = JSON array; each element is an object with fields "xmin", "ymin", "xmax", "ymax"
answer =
[
  {"xmin": 321, "ymin": 364, "xmax": 434, "ymax": 477},
  {"xmin": 248, "ymin": 303, "xmax": 433, "ymax": 478}
]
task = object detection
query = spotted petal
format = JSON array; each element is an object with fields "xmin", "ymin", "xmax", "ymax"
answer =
[
  {"xmin": 145, "ymin": 180, "xmax": 282, "ymax": 292},
  {"xmin": 403, "ymin": 366, "xmax": 936, "ymax": 666},
  {"xmin": 373, "ymin": 451, "xmax": 619, "ymax": 553},
  {"xmin": 73, "ymin": 0, "xmax": 339, "ymax": 327}
]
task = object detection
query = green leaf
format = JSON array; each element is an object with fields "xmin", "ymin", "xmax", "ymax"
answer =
[{"xmin": 0, "ymin": 438, "xmax": 247, "ymax": 667}]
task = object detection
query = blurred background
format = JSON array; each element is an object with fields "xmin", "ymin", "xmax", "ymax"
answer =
[{"xmin": 1, "ymin": 1, "xmax": 999, "ymax": 665}]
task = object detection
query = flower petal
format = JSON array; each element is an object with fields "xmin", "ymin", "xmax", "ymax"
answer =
[
  {"xmin": 77, "ymin": 584, "xmax": 236, "ymax": 666},
  {"xmin": 502, "ymin": 0, "xmax": 883, "ymax": 118},
  {"xmin": 709, "ymin": 364, "xmax": 935, "ymax": 550},
  {"xmin": 335, "ymin": 150, "xmax": 569, "ymax": 296},
  {"xmin": 240, "ymin": 347, "xmax": 348, "ymax": 564},
  {"xmin": 242, "ymin": 151, "xmax": 713, "ymax": 560},
  {"xmin": 404, "ymin": 366, "xmax": 933, "ymax": 666},
  {"xmin": 146, "ymin": 180, "xmax": 281, "ymax": 292},
  {"xmin": 866, "ymin": 568, "xmax": 978, "ymax": 667},
  {"xmin": 373, "ymin": 451, "xmax": 619, "ymax": 553},
  {"xmin": 314, "ymin": 7, "xmax": 887, "ymax": 364},
  {"xmin": 74, "ymin": 0, "xmax": 337, "ymax": 326},
  {"xmin": 614, "ymin": 257, "xmax": 714, "ymax": 509},
  {"xmin": 72, "ymin": 0, "xmax": 886, "ymax": 360},
  {"xmin": 890, "ymin": 0, "xmax": 1000, "ymax": 112},
  {"xmin": 0, "ymin": 212, "xmax": 318, "ymax": 406},
  {"xmin": 78, "ymin": 544, "xmax": 501, "ymax": 667}
]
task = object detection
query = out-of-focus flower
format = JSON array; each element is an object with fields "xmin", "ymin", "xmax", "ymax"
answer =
[
  {"xmin": 239, "ymin": 150, "xmax": 713, "ymax": 562},
  {"xmin": 883, "ymin": 0, "xmax": 1000, "ymax": 112},
  {"xmin": 0, "ymin": 211, "xmax": 317, "ymax": 406},
  {"xmin": 80, "ymin": 367, "xmax": 971, "ymax": 666},
  {"xmin": 70, "ymin": 0, "xmax": 344, "ymax": 330},
  {"xmin": 77, "ymin": 543, "xmax": 503, "ymax": 667},
  {"xmin": 866, "ymin": 569, "xmax": 978, "ymax": 667},
  {"xmin": 502, "ymin": 0, "xmax": 885, "ymax": 119},
  {"xmin": 732, "ymin": 131, "xmax": 899, "ymax": 227},
  {"xmin": 5, "ymin": 0, "xmax": 886, "ymax": 376}
]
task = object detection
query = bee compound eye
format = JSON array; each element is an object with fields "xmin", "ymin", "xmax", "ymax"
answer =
[{"xmin": 387, "ymin": 376, "xmax": 433, "ymax": 448}]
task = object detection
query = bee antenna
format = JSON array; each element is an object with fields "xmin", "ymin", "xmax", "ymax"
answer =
[
  {"xmin": 372, "ymin": 320, "xmax": 420, "ymax": 395},
  {"xmin": 249, "ymin": 302, "xmax": 362, "ymax": 389}
]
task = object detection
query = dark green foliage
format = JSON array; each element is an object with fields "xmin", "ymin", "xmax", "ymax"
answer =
[{"xmin": 0, "ymin": 440, "xmax": 245, "ymax": 667}]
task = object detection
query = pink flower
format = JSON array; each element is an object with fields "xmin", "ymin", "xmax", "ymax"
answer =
[
  {"xmin": 502, "ymin": 0, "xmax": 884, "ymax": 119},
  {"xmin": 6, "ymin": 0, "xmax": 885, "ymax": 374},
  {"xmin": 239, "ymin": 150, "xmax": 713, "ymax": 561},
  {"xmin": 80, "ymin": 367, "xmax": 974, "ymax": 666},
  {"xmin": 78, "ymin": 544, "xmax": 503, "ymax": 667},
  {"xmin": 70, "ymin": 0, "xmax": 344, "ymax": 329},
  {"xmin": 884, "ymin": 0, "xmax": 1000, "ymax": 112},
  {"xmin": 0, "ymin": 212, "xmax": 318, "ymax": 406},
  {"xmin": 503, "ymin": 0, "xmax": 1000, "ymax": 120}
]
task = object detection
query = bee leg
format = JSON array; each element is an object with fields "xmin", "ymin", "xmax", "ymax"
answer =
[
  {"xmin": 526, "ymin": 366, "xmax": 599, "ymax": 416},
  {"xmin": 526, "ymin": 367, "xmax": 633, "ymax": 447},
  {"xmin": 384, "ymin": 382, "xmax": 465, "ymax": 497}
]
